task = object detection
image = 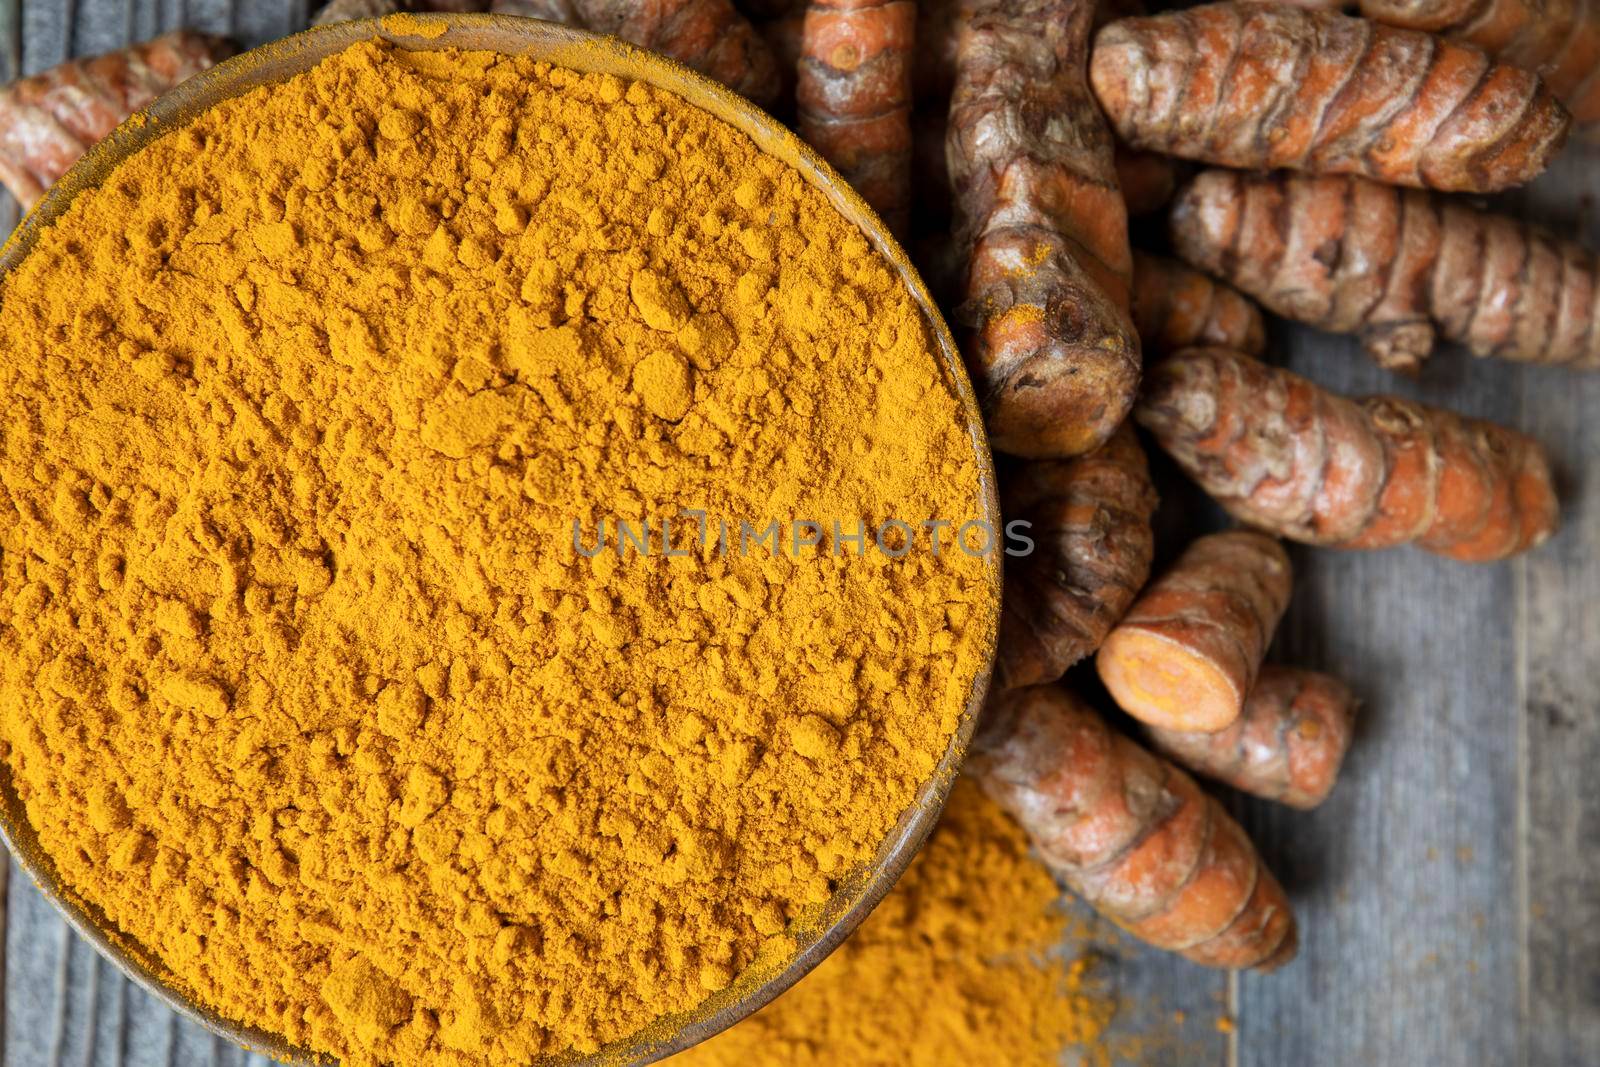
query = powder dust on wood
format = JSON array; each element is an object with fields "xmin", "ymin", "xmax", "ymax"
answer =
[
  {"xmin": 677, "ymin": 780, "xmax": 1116, "ymax": 1067},
  {"xmin": 0, "ymin": 39, "xmax": 994, "ymax": 1067}
]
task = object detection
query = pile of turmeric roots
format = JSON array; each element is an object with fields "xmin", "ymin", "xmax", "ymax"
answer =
[
  {"xmin": 560, "ymin": 0, "xmax": 1575, "ymax": 973},
  {"xmin": 0, "ymin": 0, "xmax": 1585, "ymax": 978}
]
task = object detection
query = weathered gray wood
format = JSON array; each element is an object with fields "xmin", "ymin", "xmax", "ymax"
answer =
[
  {"xmin": 1513, "ymin": 141, "xmax": 1600, "ymax": 1067},
  {"xmin": 6, "ymin": 874, "xmax": 279, "ymax": 1067},
  {"xmin": 4, "ymin": 1, "xmax": 1600, "ymax": 1066},
  {"xmin": 1088, "ymin": 910, "xmax": 1231, "ymax": 1066},
  {"xmin": 122, "ymin": 986, "xmax": 176, "ymax": 1067},
  {"xmin": 1, "ymin": 0, "xmax": 19, "ymax": 80},
  {"xmin": 8, "ymin": 867, "xmax": 70, "ymax": 1066},
  {"xmin": 71, "ymin": 0, "xmax": 128, "ymax": 56},
  {"xmin": 18, "ymin": 0, "xmax": 69, "ymax": 74},
  {"xmin": 1233, "ymin": 279, "xmax": 1528, "ymax": 1065}
]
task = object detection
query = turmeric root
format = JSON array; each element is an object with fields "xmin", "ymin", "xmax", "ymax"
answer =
[
  {"xmin": 489, "ymin": 0, "xmax": 560, "ymax": 17},
  {"xmin": 316, "ymin": 0, "xmax": 489, "ymax": 23},
  {"xmin": 996, "ymin": 424, "xmax": 1158, "ymax": 692},
  {"xmin": 1131, "ymin": 251, "xmax": 1265, "ymax": 357},
  {"xmin": 913, "ymin": 107, "xmax": 1175, "ymax": 234},
  {"xmin": 798, "ymin": 0, "xmax": 916, "ymax": 232},
  {"xmin": 1137, "ymin": 347, "xmax": 1560, "ymax": 561},
  {"xmin": 1096, "ymin": 530, "xmax": 1292, "ymax": 733},
  {"xmin": 489, "ymin": 0, "xmax": 781, "ymax": 104},
  {"xmin": 1358, "ymin": 0, "xmax": 1600, "ymax": 131},
  {"xmin": 0, "ymin": 32, "xmax": 234, "ymax": 210},
  {"xmin": 1171, "ymin": 169, "xmax": 1600, "ymax": 374},
  {"xmin": 313, "ymin": 0, "xmax": 407, "ymax": 23},
  {"xmin": 914, "ymin": 0, "xmax": 1168, "ymax": 217},
  {"xmin": 1146, "ymin": 667, "xmax": 1358, "ymax": 810},
  {"xmin": 971, "ymin": 685, "xmax": 1298, "ymax": 970},
  {"xmin": 948, "ymin": 0, "xmax": 1140, "ymax": 458},
  {"xmin": 1090, "ymin": 2, "xmax": 1570, "ymax": 193}
]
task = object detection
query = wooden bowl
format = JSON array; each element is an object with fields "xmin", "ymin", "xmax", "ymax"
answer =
[{"xmin": 0, "ymin": 13, "xmax": 1001, "ymax": 1066}]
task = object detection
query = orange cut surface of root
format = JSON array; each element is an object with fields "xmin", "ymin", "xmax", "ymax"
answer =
[{"xmin": 1097, "ymin": 627, "xmax": 1243, "ymax": 732}]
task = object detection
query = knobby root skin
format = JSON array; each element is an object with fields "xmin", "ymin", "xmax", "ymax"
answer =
[
  {"xmin": 971, "ymin": 685, "xmax": 1298, "ymax": 970},
  {"xmin": 1358, "ymin": 0, "xmax": 1600, "ymax": 131},
  {"xmin": 314, "ymin": 0, "xmax": 407, "ymax": 24},
  {"xmin": 1137, "ymin": 347, "xmax": 1560, "ymax": 561},
  {"xmin": 949, "ymin": 0, "xmax": 1140, "ymax": 459},
  {"xmin": 1090, "ymin": 2, "xmax": 1570, "ymax": 193},
  {"xmin": 996, "ymin": 424, "xmax": 1158, "ymax": 692},
  {"xmin": 1131, "ymin": 251, "xmax": 1266, "ymax": 357},
  {"xmin": 798, "ymin": 0, "xmax": 916, "ymax": 232},
  {"xmin": 315, "ymin": 0, "xmax": 492, "ymax": 23},
  {"xmin": 0, "ymin": 32, "xmax": 235, "ymax": 209},
  {"xmin": 1171, "ymin": 169, "xmax": 1600, "ymax": 373},
  {"xmin": 1096, "ymin": 530, "xmax": 1292, "ymax": 733},
  {"xmin": 911, "ymin": 109, "xmax": 1176, "ymax": 235},
  {"xmin": 1146, "ymin": 666, "xmax": 1359, "ymax": 809},
  {"xmin": 490, "ymin": 0, "xmax": 781, "ymax": 104}
]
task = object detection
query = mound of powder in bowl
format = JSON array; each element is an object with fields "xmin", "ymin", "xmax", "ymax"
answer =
[{"xmin": 0, "ymin": 38, "xmax": 995, "ymax": 1067}]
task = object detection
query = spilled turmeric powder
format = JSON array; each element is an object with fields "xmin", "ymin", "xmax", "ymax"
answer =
[
  {"xmin": 0, "ymin": 38, "xmax": 994, "ymax": 1066},
  {"xmin": 678, "ymin": 780, "xmax": 1116, "ymax": 1067}
]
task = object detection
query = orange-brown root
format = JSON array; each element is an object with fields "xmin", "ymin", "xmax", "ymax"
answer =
[{"xmin": 1096, "ymin": 530, "xmax": 1292, "ymax": 732}]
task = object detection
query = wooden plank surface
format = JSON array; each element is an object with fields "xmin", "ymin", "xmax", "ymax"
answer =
[
  {"xmin": 1514, "ymin": 151, "xmax": 1600, "ymax": 1067},
  {"xmin": 0, "ymin": 1, "xmax": 1597, "ymax": 1065}
]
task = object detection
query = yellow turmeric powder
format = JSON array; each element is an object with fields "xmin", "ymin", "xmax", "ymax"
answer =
[
  {"xmin": 678, "ymin": 780, "xmax": 1116, "ymax": 1067},
  {"xmin": 0, "ymin": 38, "xmax": 994, "ymax": 1067}
]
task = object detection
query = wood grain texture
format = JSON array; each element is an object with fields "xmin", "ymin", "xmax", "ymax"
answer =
[
  {"xmin": 1515, "ymin": 143, "xmax": 1600, "ymax": 1067},
  {"xmin": 1087, "ymin": 907, "xmax": 1231, "ymax": 1065},
  {"xmin": 0, "ymin": 1, "xmax": 1597, "ymax": 1066},
  {"xmin": 0, "ymin": 0, "xmax": 18, "ymax": 80}
]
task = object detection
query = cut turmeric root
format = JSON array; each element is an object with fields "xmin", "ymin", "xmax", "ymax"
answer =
[
  {"xmin": 1090, "ymin": 2, "xmax": 1570, "ymax": 193},
  {"xmin": 799, "ymin": 0, "xmax": 916, "ymax": 232},
  {"xmin": 490, "ymin": 0, "xmax": 781, "ymax": 104},
  {"xmin": 1146, "ymin": 666, "xmax": 1359, "ymax": 810},
  {"xmin": 1096, "ymin": 530, "xmax": 1292, "ymax": 733},
  {"xmin": 971, "ymin": 684, "xmax": 1298, "ymax": 970},
  {"xmin": 996, "ymin": 424, "xmax": 1158, "ymax": 692},
  {"xmin": 1358, "ymin": 0, "xmax": 1600, "ymax": 133},
  {"xmin": 0, "ymin": 32, "xmax": 235, "ymax": 210},
  {"xmin": 948, "ymin": 0, "xmax": 1140, "ymax": 458},
  {"xmin": 1131, "ymin": 251, "xmax": 1265, "ymax": 357},
  {"xmin": 1171, "ymin": 169, "xmax": 1600, "ymax": 374},
  {"xmin": 1137, "ymin": 347, "xmax": 1560, "ymax": 560}
]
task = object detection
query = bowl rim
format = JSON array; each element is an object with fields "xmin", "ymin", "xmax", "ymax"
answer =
[{"xmin": 0, "ymin": 12, "xmax": 1002, "ymax": 1066}]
